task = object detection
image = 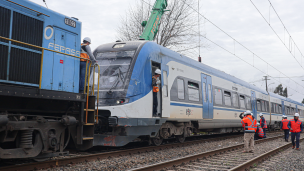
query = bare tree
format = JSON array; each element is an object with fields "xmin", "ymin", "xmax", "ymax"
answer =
[{"xmin": 116, "ymin": 0, "xmax": 208, "ymax": 57}]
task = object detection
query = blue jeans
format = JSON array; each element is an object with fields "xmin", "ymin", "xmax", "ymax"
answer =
[
  {"xmin": 79, "ymin": 61, "xmax": 90, "ymax": 91},
  {"xmin": 284, "ymin": 129, "xmax": 289, "ymax": 140},
  {"xmin": 153, "ymin": 92, "xmax": 158, "ymax": 115},
  {"xmin": 291, "ymin": 132, "xmax": 300, "ymax": 148}
]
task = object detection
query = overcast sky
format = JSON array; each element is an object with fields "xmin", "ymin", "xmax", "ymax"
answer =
[{"xmin": 30, "ymin": 0, "xmax": 304, "ymax": 102}]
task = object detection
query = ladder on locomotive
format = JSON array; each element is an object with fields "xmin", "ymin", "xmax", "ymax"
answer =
[{"xmin": 78, "ymin": 62, "xmax": 100, "ymax": 146}]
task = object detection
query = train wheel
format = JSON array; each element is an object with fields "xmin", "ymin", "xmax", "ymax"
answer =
[
  {"xmin": 151, "ymin": 138, "xmax": 163, "ymax": 146},
  {"xmin": 176, "ymin": 135, "xmax": 185, "ymax": 143}
]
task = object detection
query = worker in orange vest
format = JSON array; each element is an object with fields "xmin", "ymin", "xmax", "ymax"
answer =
[
  {"xmin": 254, "ymin": 123, "xmax": 264, "ymax": 140},
  {"xmin": 79, "ymin": 37, "xmax": 96, "ymax": 93},
  {"xmin": 241, "ymin": 111, "xmax": 257, "ymax": 153},
  {"xmin": 152, "ymin": 69, "xmax": 161, "ymax": 117},
  {"xmin": 280, "ymin": 115, "xmax": 289, "ymax": 142},
  {"xmin": 288, "ymin": 113, "xmax": 303, "ymax": 150},
  {"xmin": 259, "ymin": 113, "xmax": 267, "ymax": 138}
]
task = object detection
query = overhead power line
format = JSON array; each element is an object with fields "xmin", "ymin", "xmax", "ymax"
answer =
[
  {"xmin": 250, "ymin": 0, "xmax": 304, "ymax": 71},
  {"xmin": 181, "ymin": 0, "xmax": 304, "ymax": 96}
]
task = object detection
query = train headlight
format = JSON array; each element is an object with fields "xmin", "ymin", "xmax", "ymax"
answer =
[{"xmin": 116, "ymin": 99, "xmax": 129, "ymax": 105}]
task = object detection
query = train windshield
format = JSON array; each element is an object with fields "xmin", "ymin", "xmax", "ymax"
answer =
[{"xmin": 94, "ymin": 51, "xmax": 135, "ymax": 90}]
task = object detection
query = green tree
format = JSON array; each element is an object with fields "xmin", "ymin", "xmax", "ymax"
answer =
[
  {"xmin": 274, "ymin": 84, "xmax": 283, "ymax": 96},
  {"xmin": 302, "ymin": 98, "xmax": 304, "ymax": 104},
  {"xmin": 282, "ymin": 87, "xmax": 288, "ymax": 97}
]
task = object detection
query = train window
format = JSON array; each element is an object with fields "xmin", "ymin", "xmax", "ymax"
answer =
[
  {"xmin": 271, "ymin": 103, "xmax": 274, "ymax": 113},
  {"xmin": 188, "ymin": 82, "xmax": 199, "ymax": 102},
  {"xmin": 232, "ymin": 93, "xmax": 239, "ymax": 108},
  {"xmin": 163, "ymin": 71, "xmax": 168, "ymax": 97},
  {"xmin": 286, "ymin": 107, "xmax": 290, "ymax": 115},
  {"xmin": 278, "ymin": 105, "xmax": 282, "ymax": 114},
  {"xmin": 245, "ymin": 96, "xmax": 251, "ymax": 110},
  {"xmin": 257, "ymin": 100, "xmax": 261, "ymax": 111},
  {"xmin": 214, "ymin": 88, "xmax": 223, "ymax": 105},
  {"xmin": 208, "ymin": 85, "xmax": 212, "ymax": 103},
  {"xmin": 265, "ymin": 101, "xmax": 269, "ymax": 112},
  {"xmin": 203, "ymin": 83, "xmax": 207, "ymax": 102},
  {"xmin": 275, "ymin": 104, "xmax": 279, "ymax": 113},
  {"xmin": 261, "ymin": 101, "xmax": 265, "ymax": 112},
  {"xmin": 239, "ymin": 95, "xmax": 246, "ymax": 109},
  {"xmin": 291, "ymin": 108, "xmax": 295, "ymax": 114},
  {"xmin": 224, "ymin": 91, "xmax": 232, "ymax": 106},
  {"xmin": 177, "ymin": 79, "xmax": 184, "ymax": 99}
]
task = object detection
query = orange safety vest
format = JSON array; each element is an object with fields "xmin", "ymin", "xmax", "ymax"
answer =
[
  {"xmin": 257, "ymin": 128, "xmax": 264, "ymax": 138},
  {"xmin": 80, "ymin": 43, "xmax": 90, "ymax": 62},
  {"xmin": 282, "ymin": 119, "xmax": 289, "ymax": 130},
  {"xmin": 241, "ymin": 115, "xmax": 257, "ymax": 133},
  {"xmin": 152, "ymin": 76, "xmax": 159, "ymax": 92},
  {"xmin": 289, "ymin": 119, "xmax": 302, "ymax": 133},
  {"xmin": 260, "ymin": 117, "xmax": 267, "ymax": 128}
]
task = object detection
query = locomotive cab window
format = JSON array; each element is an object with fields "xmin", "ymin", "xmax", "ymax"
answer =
[
  {"xmin": 224, "ymin": 91, "xmax": 232, "ymax": 106},
  {"xmin": 188, "ymin": 82, "xmax": 199, "ymax": 102}
]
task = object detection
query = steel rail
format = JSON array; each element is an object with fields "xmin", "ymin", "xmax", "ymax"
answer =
[
  {"xmin": 229, "ymin": 136, "xmax": 304, "ymax": 171},
  {"xmin": 0, "ymin": 134, "xmax": 244, "ymax": 171},
  {"xmin": 129, "ymin": 135, "xmax": 284, "ymax": 171}
]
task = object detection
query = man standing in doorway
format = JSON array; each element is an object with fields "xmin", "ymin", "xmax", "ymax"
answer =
[
  {"xmin": 79, "ymin": 37, "xmax": 96, "ymax": 93},
  {"xmin": 281, "ymin": 115, "xmax": 290, "ymax": 142},
  {"xmin": 241, "ymin": 110, "xmax": 257, "ymax": 153},
  {"xmin": 288, "ymin": 113, "xmax": 303, "ymax": 150},
  {"xmin": 152, "ymin": 69, "xmax": 161, "ymax": 117},
  {"xmin": 259, "ymin": 113, "xmax": 267, "ymax": 138}
]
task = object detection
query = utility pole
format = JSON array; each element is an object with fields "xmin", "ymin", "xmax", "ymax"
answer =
[{"xmin": 263, "ymin": 76, "xmax": 271, "ymax": 92}]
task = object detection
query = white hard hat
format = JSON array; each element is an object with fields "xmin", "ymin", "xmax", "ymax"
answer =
[
  {"xmin": 83, "ymin": 37, "xmax": 91, "ymax": 43},
  {"xmin": 155, "ymin": 69, "xmax": 161, "ymax": 75},
  {"xmin": 244, "ymin": 110, "xmax": 251, "ymax": 115},
  {"xmin": 259, "ymin": 113, "xmax": 263, "ymax": 116},
  {"xmin": 283, "ymin": 115, "xmax": 287, "ymax": 118},
  {"xmin": 295, "ymin": 113, "xmax": 300, "ymax": 117},
  {"xmin": 256, "ymin": 123, "xmax": 260, "ymax": 126}
]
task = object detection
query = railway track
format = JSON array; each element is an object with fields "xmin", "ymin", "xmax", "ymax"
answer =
[
  {"xmin": 0, "ymin": 133, "xmax": 244, "ymax": 171},
  {"xmin": 130, "ymin": 134, "xmax": 299, "ymax": 171}
]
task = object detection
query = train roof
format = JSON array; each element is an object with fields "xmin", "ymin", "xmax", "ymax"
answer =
[
  {"xmin": 95, "ymin": 41, "xmax": 303, "ymax": 106},
  {"xmin": 1, "ymin": 0, "xmax": 81, "ymax": 24}
]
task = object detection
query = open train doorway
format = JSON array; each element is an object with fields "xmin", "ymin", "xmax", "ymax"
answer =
[{"xmin": 152, "ymin": 61, "xmax": 162, "ymax": 117}]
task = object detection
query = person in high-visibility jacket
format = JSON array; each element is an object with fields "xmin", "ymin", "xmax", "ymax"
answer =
[
  {"xmin": 254, "ymin": 123, "xmax": 264, "ymax": 140},
  {"xmin": 241, "ymin": 111, "xmax": 257, "ymax": 153},
  {"xmin": 288, "ymin": 113, "xmax": 303, "ymax": 150},
  {"xmin": 79, "ymin": 37, "xmax": 96, "ymax": 93},
  {"xmin": 152, "ymin": 69, "xmax": 161, "ymax": 117},
  {"xmin": 280, "ymin": 115, "xmax": 290, "ymax": 142},
  {"xmin": 259, "ymin": 113, "xmax": 267, "ymax": 138}
]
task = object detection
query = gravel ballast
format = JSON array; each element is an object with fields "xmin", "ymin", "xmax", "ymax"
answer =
[{"xmin": 42, "ymin": 132, "xmax": 282, "ymax": 171}]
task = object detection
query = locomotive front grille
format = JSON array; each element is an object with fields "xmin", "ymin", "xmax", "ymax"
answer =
[{"xmin": 0, "ymin": 6, "xmax": 43, "ymax": 85}]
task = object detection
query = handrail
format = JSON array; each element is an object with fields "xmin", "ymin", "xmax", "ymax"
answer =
[
  {"xmin": 0, "ymin": 36, "xmax": 90, "ymax": 90},
  {"xmin": 84, "ymin": 63, "xmax": 100, "ymax": 124},
  {"xmin": 7, "ymin": 0, "xmax": 50, "ymax": 17}
]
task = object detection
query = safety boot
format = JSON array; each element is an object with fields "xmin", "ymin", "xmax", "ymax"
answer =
[{"xmin": 292, "ymin": 145, "xmax": 295, "ymax": 149}]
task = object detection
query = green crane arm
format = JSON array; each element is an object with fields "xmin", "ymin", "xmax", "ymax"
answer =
[{"xmin": 140, "ymin": 0, "xmax": 168, "ymax": 41}]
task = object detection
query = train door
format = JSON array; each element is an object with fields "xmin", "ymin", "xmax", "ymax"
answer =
[
  {"xmin": 161, "ymin": 63, "xmax": 170, "ymax": 117},
  {"xmin": 251, "ymin": 91, "xmax": 257, "ymax": 118},
  {"xmin": 52, "ymin": 27, "xmax": 77, "ymax": 92},
  {"xmin": 152, "ymin": 62, "xmax": 162, "ymax": 117},
  {"xmin": 201, "ymin": 73, "xmax": 213, "ymax": 119}
]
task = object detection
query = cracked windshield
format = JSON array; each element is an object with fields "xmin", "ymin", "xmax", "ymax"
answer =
[{"xmin": 92, "ymin": 51, "xmax": 135, "ymax": 90}]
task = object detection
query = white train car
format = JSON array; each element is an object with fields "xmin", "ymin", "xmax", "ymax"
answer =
[{"xmin": 91, "ymin": 41, "xmax": 304, "ymax": 146}]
